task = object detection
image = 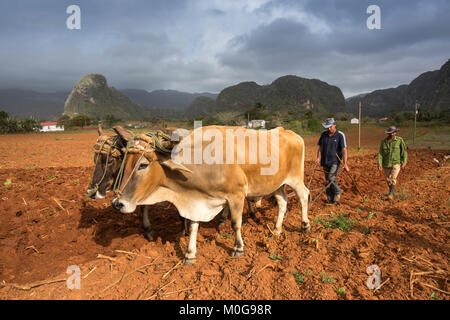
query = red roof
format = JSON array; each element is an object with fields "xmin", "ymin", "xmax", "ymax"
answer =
[{"xmin": 41, "ymin": 122, "xmax": 58, "ymax": 126}]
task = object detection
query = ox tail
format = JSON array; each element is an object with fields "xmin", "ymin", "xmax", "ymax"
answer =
[
  {"xmin": 300, "ymin": 136, "xmax": 311, "ymax": 203},
  {"xmin": 287, "ymin": 133, "xmax": 308, "ymax": 199}
]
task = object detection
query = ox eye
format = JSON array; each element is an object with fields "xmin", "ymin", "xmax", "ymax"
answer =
[{"xmin": 138, "ymin": 163, "xmax": 149, "ymax": 170}]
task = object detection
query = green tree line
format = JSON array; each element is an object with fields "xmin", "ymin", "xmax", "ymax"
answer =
[
  {"xmin": 57, "ymin": 114, "xmax": 121, "ymax": 128},
  {"xmin": 0, "ymin": 111, "xmax": 41, "ymax": 133}
]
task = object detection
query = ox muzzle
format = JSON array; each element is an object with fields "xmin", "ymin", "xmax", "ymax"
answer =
[{"xmin": 112, "ymin": 198, "xmax": 136, "ymax": 213}]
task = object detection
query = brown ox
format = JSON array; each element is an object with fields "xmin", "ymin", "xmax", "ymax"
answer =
[
  {"xmin": 86, "ymin": 125, "xmax": 191, "ymax": 240},
  {"xmin": 86, "ymin": 125, "xmax": 258, "ymax": 239},
  {"xmin": 112, "ymin": 125, "xmax": 310, "ymax": 265}
]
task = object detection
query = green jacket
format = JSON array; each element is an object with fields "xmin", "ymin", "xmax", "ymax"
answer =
[{"xmin": 378, "ymin": 136, "xmax": 407, "ymax": 168}]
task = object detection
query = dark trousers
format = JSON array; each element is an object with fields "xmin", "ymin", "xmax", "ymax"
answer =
[{"xmin": 323, "ymin": 164, "xmax": 341, "ymax": 202}]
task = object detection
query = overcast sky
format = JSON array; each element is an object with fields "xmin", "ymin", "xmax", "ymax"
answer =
[{"xmin": 0, "ymin": 0, "xmax": 449, "ymax": 97}]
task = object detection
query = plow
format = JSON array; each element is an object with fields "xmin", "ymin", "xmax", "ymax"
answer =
[{"xmin": 290, "ymin": 153, "xmax": 364, "ymax": 206}]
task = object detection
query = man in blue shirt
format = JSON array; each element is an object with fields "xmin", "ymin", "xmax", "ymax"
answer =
[{"xmin": 315, "ymin": 118, "xmax": 349, "ymax": 205}]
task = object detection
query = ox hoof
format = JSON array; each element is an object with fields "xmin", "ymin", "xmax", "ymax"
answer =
[
  {"xmin": 180, "ymin": 227, "xmax": 189, "ymax": 237},
  {"xmin": 231, "ymin": 249, "xmax": 244, "ymax": 258},
  {"xmin": 143, "ymin": 225, "xmax": 154, "ymax": 241},
  {"xmin": 144, "ymin": 228, "xmax": 154, "ymax": 241},
  {"xmin": 301, "ymin": 222, "xmax": 311, "ymax": 233},
  {"xmin": 183, "ymin": 257, "xmax": 196, "ymax": 266},
  {"xmin": 273, "ymin": 228, "xmax": 282, "ymax": 236}
]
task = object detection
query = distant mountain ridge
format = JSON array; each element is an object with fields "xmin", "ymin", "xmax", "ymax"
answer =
[
  {"xmin": 2, "ymin": 60, "xmax": 448, "ymax": 120},
  {"xmin": 63, "ymin": 74, "xmax": 146, "ymax": 120},
  {"xmin": 0, "ymin": 79, "xmax": 217, "ymax": 120},
  {"xmin": 346, "ymin": 59, "xmax": 450, "ymax": 117},
  {"xmin": 215, "ymin": 75, "xmax": 346, "ymax": 114},
  {"xmin": 184, "ymin": 75, "xmax": 346, "ymax": 118}
]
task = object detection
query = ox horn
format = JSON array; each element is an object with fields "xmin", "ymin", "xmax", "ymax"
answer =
[
  {"xmin": 113, "ymin": 126, "xmax": 133, "ymax": 141},
  {"xmin": 98, "ymin": 124, "xmax": 105, "ymax": 136}
]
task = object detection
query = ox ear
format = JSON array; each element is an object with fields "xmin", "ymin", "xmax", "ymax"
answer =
[
  {"xmin": 113, "ymin": 126, "xmax": 133, "ymax": 141},
  {"xmin": 98, "ymin": 124, "xmax": 105, "ymax": 136},
  {"xmin": 160, "ymin": 159, "xmax": 193, "ymax": 174}
]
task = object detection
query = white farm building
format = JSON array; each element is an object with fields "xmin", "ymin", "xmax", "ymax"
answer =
[
  {"xmin": 40, "ymin": 122, "xmax": 64, "ymax": 132},
  {"xmin": 248, "ymin": 119, "xmax": 266, "ymax": 129}
]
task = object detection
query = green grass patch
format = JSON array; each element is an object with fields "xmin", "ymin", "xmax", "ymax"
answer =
[
  {"xmin": 397, "ymin": 189, "xmax": 410, "ymax": 200},
  {"xmin": 335, "ymin": 287, "xmax": 345, "ymax": 295},
  {"xmin": 26, "ymin": 164, "xmax": 37, "ymax": 170},
  {"xmin": 220, "ymin": 234, "xmax": 233, "ymax": 239},
  {"xmin": 291, "ymin": 272, "xmax": 305, "ymax": 284},
  {"xmin": 269, "ymin": 252, "xmax": 282, "ymax": 262},
  {"xmin": 320, "ymin": 272, "xmax": 336, "ymax": 284},
  {"xmin": 4, "ymin": 179, "xmax": 12, "ymax": 186},
  {"xmin": 367, "ymin": 211, "xmax": 376, "ymax": 219},
  {"xmin": 291, "ymin": 270, "xmax": 313, "ymax": 284},
  {"xmin": 430, "ymin": 292, "xmax": 441, "ymax": 300},
  {"xmin": 363, "ymin": 225, "xmax": 371, "ymax": 236},
  {"xmin": 55, "ymin": 137, "xmax": 74, "ymax": 141},
  {"xmin": 314, "ymin": 212, "xmax": 355, "ymax": 231}
]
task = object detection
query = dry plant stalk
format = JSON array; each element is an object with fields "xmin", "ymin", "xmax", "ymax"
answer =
[
  {"xmin": 83, "ymin": 267, "xmax": 97, "ymax": 279},
  {"xmin": 162, "ymin": 260, "xmax": 182, "ymax": 279},
  {"xmin": 266, "ymin": 224, "xmax": 275, "ymax": 236},
  {"xmin": 403, "ymin": 255, "xmax": 448, "ymax": 298},
  {"xmin": 102, "ymin": 260, "xmax": 160, "ymax": 293},
  {"xmin": 375, "ymin": 278, "xmax": 390, "ymax": 291},
  {"xmin": 2, "ymin": 278, "xmax": 66, "ymax": 291},
  {"xmin": 160, "ymin": 286, "xmax": 202, "ymax": 298},
  {"xmin": 52, "ymin": 197, "xmax": 70, "ymax": 215},
  {"xmin": 247, "ymin": 264, "xmax": 274, "ymax": 280},
  {"xmin": 25, "ymin": 245, "xmax": 39, "ymax": 254},
  {"xmin": 115, "ymin": 249, "xmax": 154, "ymax": 260},
  {"xmin": 97, "ymin": 254, "xmax": 116, "ymax": 262},
  {"xmin": 418, "ymin": 282, "xmax": 450, "ymax": 295},
  {"xmin": 146, "ymin": 279, "xmax": 176, "ymax": 300}
]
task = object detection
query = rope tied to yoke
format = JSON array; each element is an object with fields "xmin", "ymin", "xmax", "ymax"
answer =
[
  {"xmin": 85, "ymin": 135, "xmax": 123, "ymax": 198},
  {"xmin": 113, "ymin": 130, "xmax": 176, "ymax": 195}
]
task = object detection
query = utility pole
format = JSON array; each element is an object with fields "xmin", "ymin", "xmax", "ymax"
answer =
[
  {"xmin": 413, "ymin": 102, "xmax": 419, "ymax": 144},
  {"xmin": 358, "ymin": 100, "xmax": 362, "ymax": 150}
]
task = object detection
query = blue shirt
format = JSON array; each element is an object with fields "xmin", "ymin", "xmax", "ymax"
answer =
[{"xmin": 317, "ymin": 130, "xmax": 347, "ymax": 167}]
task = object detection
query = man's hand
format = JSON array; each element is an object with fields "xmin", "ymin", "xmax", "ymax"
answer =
[
  {"xmin": 378, "ymin": 166, "xmax": 383, "ymax": 175},
  {"xmin": 344, "ymin": 163, "xmax": 350, "ymax": 172},
  {"xmin": 401, "ymin": 164, "xmax": 406, "ymax": 170}
]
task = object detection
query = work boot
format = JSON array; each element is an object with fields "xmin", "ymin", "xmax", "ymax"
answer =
[
  {"xmin": 333, "ymin": 193, "xmax": 341, "ymax": 203},
  {"xmin": 387, "ymin": 185, "xmax": 395, "ymax": 200}
]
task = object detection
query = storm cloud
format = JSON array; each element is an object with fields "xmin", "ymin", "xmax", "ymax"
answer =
[{"xmin": 0, "ymin": 0, "xmax": 449, "ymax": 97}]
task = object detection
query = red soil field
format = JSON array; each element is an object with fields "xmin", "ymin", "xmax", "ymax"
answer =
[{"xmin": 0, "ymin": 128, "xmax": 448, "ymax": 300}]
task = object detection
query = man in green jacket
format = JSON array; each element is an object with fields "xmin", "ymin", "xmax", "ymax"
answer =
[{"xmin": 378, "ymin": 126, "xmax": 407, "ymax": 199}]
